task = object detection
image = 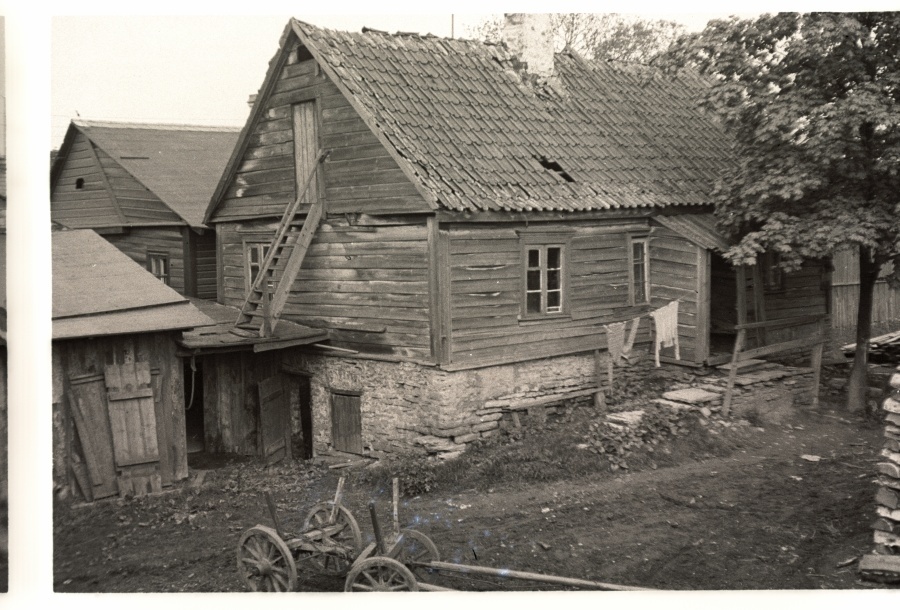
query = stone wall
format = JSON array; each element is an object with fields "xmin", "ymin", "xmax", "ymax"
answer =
[
  {"xmin": 288, "ymin": 351, "xmax": 817, "ymax": 460},
  {"xmin": 287, "ymin": 351, "xmax": 608, "ymax": 459}
]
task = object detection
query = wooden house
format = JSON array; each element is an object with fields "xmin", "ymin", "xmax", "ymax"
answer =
[
  {"xmin": 50, "ymin": 121, "xmax": 240, "ymax": 299},
  {"xmin": 19, "ymin": 229, "xmax": 214, "ymax": 501},
  {"xmin": 201, "ymin": 16, "xmax": 830, "ymax": 458}
]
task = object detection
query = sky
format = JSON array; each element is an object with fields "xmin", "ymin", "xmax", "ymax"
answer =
[{"xmin": 49, "ymin": 10, "xmax": 736, "ymax": 149}]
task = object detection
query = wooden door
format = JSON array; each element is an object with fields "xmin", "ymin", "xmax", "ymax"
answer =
[
  {"xmin": 259, "ymin": 375, "xmax": 291, "ymax": 465},
  {"xmin": 331, "ymin": 392, "xmax": 363, "ymax": 455},
  {"xmin": 104, "ymin": 362, "xmax": 162, "ymax": 496},
  {"xmin": 68, "ymin": 373, "xmax": 118, "ymax": 500},
  {"xmin": 292, "ymin": 100, "xmax": 319, "ymax": 203}
]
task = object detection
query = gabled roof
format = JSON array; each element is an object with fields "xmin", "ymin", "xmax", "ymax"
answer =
[
  {"xmin": 54, "ymin": 120, "xmax": 240, "ymax": 228},
  {"xmin": 0, "ymin": 229, "xmax": 213, "ymax": 340},
  {"xmin": 207, "ymin": 19, "xmax": 732, "ymax": 221}
]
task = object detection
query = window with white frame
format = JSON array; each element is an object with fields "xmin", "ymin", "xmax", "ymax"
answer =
[
  {"xmin": 147, "ymin": 252, "xmax": 170, "ymax": 286},
  {"xmin": 245, "ymin": 241, "xmax": 271, "ymax": 291},
  {"xmin": 628, "ymin": 236, "xmax": 650, "ymax": 305},
  {"xmin": 520, "ymin": 232, "xmax": 571, "ymax": 318}
]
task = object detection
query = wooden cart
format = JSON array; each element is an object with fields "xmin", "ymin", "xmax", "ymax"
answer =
[{"xmin": 237, "ymin": 478, "xmax": 650, "ymax": 592}]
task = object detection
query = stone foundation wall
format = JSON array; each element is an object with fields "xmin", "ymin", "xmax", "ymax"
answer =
[
  {"xmin": 287, "ymin": 351, "xmax": 611, "ymax": 458},
  {"xmin": 287, "ymin": 351, "xmax": 817, "ymax": 459}
]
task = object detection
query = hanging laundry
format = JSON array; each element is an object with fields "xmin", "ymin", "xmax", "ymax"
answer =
[
  {"xmin": 650, "ymin": 300, "xmax": 680, "ymax": 367},
  {"xmin": 605, "ymin": 321, "xmax": 626, "ymax": 364}
]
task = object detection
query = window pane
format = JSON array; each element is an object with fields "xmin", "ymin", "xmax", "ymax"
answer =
[
  {"xmin": 547, "ymin": 247, "xmax": 561, "ymax": 269},
  {"xmin": 547, "ymin": 269, "xmax": 560, "ymax": 290},
  {"xmin": 528, "ymin": 249, "xmax": 540, "ymax": 268},
  {"xmin": 250, "ymin": 247, "xmax": 259, "ymax": 264},
  {"xmin": 547, "ymin": 290, "xmax": 561, "ymax": 311},
  {"xmin": 526, "ymin": 292, "xmax": 541, "ymax": 313},
  {"xmin": 527, "ymin": 270, "xmax": 542, "ymax": 291}
]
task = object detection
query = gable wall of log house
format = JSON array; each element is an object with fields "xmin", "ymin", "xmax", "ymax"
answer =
[{"xmin": 213, "ymin": 46, "xmax": 431, "ymax": 222}]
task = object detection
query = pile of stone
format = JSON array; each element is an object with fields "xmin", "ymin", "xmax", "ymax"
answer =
[{"xmin": 860, "ymin": 367, "xmax": 900, "ymax": 583}]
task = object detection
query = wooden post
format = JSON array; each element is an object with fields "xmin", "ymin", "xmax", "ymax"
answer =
[
  {"xmin": 722, "ymin": 328, "xmax": 746, "ymax": 417},
  {"xmin": 810, "ymin": 320, "xmax": 824, "ymax": 410},
  {"xmin": 723, "ymin": 265, "xmax": 749, "ymax": 418},
  {"xmin": 751, "ymin": 263, "xmax": 767, "ymax": 346},
  {"xmin": 593, "ymin": 349, "xmax": 606, "ymax": 409},
  {"xmin": 265, "ymin": 491, "xmax": 285, "ymax": 540},
  {"xmin": 392, "ymin": 477, "xmax": 400, "ymax": 537},
  {"xmin": 329, "ymin": 476, "xmax": 345, "ymax": 525},
  {"xmin": 261, "ymin": 282, "xmax": 273, "ymax": 338},
  {"xmin": 369, "ymin": 501, "xmax": 386, "ymax": 555}
]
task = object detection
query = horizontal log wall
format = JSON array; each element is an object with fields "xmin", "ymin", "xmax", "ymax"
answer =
[
  {"xmin": 214, "ymin": 48, "xmax": 430, "ymax": 221},
  {"xmin": 447, "ymin": 220, "xmax": 654, "ymax": 367},
  {"xmin": 105, "ymin": 228, "xmax": 187, "ymax": 296},
  {"xmin": 649, "ymin": 227, "xmax": 703, "ymax": 363},
  {"xmin": 218, "ymin": 218, "xmax": 432, "ymax": 360},
  {"xmin": 763, "ymin": 260, "xmax": 829, "ymax": 344},
  {"xmin": 193, "ymin": 230, "xmax": 217, "ymax": 300},
  {"xmin": 51, "ymin": 131, "xmax": 121, "ymax": 227}
]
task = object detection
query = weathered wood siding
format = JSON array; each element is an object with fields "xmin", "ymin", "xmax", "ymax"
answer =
[
  {"xmin": 213, "ymin": 50, "xmax": 430, "ymax": 221},
  {"xmin": 51, "ymin": 332, "xmax": 187, "ymax": 491},
  {"xmin": 446, "ymin": 220, "xmax": 653, "ymax": 367},
  {"xmin": 762, "ymin": 260, "xmax": 830, "ymax": 343},
  {"xmin": 194, "ymin": 230, "xmax": 218, "ymax": 300},
  {"xmin": 218, "ymin": 218, "xmax": 432, "ymax": 360},
  {"xmin": 51, "ymin": 131, "xmax": 121, "ymax": 228},
  {"xmin": 105, "ymin": 228, "xmax": 187, "ymax": 296},
  {"xmin": 93, "ymin": 148, "xmax": 181, "ymax": 224},
  {"xmin": 649, "ymin": 227, "xmax": 705, "ymax": 363},
  {"xmin": 201, "ymin": 350, "xmax": 285, "ymax": 455},
  {"xmin": 831, "ymin": 247, "xmax": 900, "ymax": 341}
]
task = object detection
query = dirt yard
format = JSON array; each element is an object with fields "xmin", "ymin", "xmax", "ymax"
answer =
[{"xmin": 53, "ymin": 388, "xmax": 894, "ymax": 593}]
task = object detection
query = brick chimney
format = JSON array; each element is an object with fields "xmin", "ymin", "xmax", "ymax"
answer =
[{"xmin": 503, "ymin": 13, "xmax": 555, "ymax": 80}]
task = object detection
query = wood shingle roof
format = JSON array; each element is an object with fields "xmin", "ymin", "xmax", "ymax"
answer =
[{"xmin": 209, "ymin": 19, "xmax": 733, "ymax": 217}]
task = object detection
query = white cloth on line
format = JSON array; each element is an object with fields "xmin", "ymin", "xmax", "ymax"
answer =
[
  {"xmin": 605, "ymin": 321, "xmax": 626, "ymax": 364},
  {"xmin": 650, "ymin": 300, "xmax": 680, "ymax": 367}
]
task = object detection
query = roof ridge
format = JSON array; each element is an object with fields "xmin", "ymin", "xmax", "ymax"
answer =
[{"xmin": 73, "ymin": 119, "xmax": 242, "ymax": 133}]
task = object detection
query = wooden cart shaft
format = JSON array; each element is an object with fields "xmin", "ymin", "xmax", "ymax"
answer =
[{"xmin": 414, "ymin": 560, "xmax": 651, "ymax": 591}]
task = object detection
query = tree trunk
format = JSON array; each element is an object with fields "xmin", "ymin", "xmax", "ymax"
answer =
[{"xmin": 846, "ymin": 245, "xmax": 879, "ymax": 413}]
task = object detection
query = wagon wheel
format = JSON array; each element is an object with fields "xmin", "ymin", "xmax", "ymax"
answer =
[
  {"xmin": 344, "ymin": 557, "xmax": 419, "ymax": 592},
  {"xmin": 300, "ymin": 502, "xmax": 363, "ymax": 576},
  {"xmin": 394, "ymin": 529, "xmax": 440, "ymax": 583},
  {"xmin": 236, "ymin": 525, "xmax": 297, "ymax": 592}
]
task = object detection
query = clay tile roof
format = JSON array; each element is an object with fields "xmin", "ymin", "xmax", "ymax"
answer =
[{"xmin": 288, "ymin": 19, "xmax": 732, "ymax": 214}]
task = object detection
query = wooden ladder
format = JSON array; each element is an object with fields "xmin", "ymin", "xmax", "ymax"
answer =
[{"xmin": 233, "ymin": 149, "xmax": 329, "ymax": 337}]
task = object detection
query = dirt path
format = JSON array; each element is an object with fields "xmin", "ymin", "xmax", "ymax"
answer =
[{"xmin": 53, "ymin": 408, "xmax": 890, "ymax": 592}]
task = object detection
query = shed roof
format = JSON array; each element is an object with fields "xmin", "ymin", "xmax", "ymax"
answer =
[
  {"xmin": 0, "ymin": 229, "xmax": 213, "ymax": 340},
  {"xmin": 179, "ymin": 298, "xmax": 328, "ymax": 353},
  {"xmin": 208, "ymin": 19, "xmax": 733, "ymax": 221},
  {"xmin": 653, "ymin": 214, "xmax": 730, "ymax": 251},
  {"xmin": 57, "ymin": 121, "xmax": 240, "ymax": 228}
]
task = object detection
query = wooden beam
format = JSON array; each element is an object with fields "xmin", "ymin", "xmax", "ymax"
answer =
[
  {"xmin": 722, "ymin": 328, "xmax": 746, "ymax": 417},
  {"xmin": 733, "ymin": 314, "xmax": 827, "ymax": 331},
  {"xmin": 437, "ymin": 229, "xmax": 452, "ymax": 364},
  {"xmin": 435, "ymin": 209, "xmax": 653, "ymax": 225},
  {"xmin": 695, "ymin": 246, "xmax": 710, "ymax": 363},
  {"xmin": 421, "ymin": 561, "xmax": 652, "ymax": 591},
  {"xmin": 84, "ymin": 136, "xmax": 127, "ymax": 225},
  {"xmin": 427, "ymin": 216, "xmax": 443, "ymax": 364},
  {"xmin": 737, "ymin": 332, "xmax": 825, "ymax": 361},
  {"xmin": 182, "ymin": 227, "xmax": 197, "ymax": 298},
  {"xmin": 751, "ymin": 263, "xmax": 767, "ymax": 345}
]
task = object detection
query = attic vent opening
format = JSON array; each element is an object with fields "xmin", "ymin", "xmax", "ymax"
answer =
[
  {"xmin": 75, "ymin": 178, "xmax": 84, "ymax": 190},
  {"xmin": 537, "ymin": 157, "xmax": 575, "ymax": 183},
  {"xmin": 120, "ymin": 155, "xmax": 150, "ymax": 160}
]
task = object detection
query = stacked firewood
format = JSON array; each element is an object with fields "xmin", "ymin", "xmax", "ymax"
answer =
[{"xmin": 859, "ymin": 368, "xmax": 900, "ymax": 582}]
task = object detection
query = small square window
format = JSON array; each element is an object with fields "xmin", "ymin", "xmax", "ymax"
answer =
[{"xmin": 147, "ymin": 252, "xmax": 170, "ymax": 286}]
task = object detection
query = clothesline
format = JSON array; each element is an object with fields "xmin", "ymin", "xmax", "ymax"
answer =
[{"xmin": 603, "ymin": 299, "xmax": 680, "ymax": 370}]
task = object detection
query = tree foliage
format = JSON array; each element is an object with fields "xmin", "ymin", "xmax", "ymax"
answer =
[
  {"xmin": 466, "ymin": 13, "xmax": 685, "ymax": 64},
  {"xmin": 663, "ymin": 12, "xmax": 900, "ymax": 274},
  {"xmin": 662, "ymin": 13, "xmax": 900, "ymax": 413}
]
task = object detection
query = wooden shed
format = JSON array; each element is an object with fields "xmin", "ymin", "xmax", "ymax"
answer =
[
  {"xmin": 25, "ymin": 229, "xmax": 213, "ymax": 501},
  {"xmin": 50, "ymin": 120, "xmax": 240, "ymax": 299},
  {"xmin": 199, "ymin": 17, "xmax": 829, "ymax": 458}
]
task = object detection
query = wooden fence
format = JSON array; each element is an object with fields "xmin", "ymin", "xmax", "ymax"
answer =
[{"xmin": 831, "ymin": 248, "xmax": 900, "ymax": 342}]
